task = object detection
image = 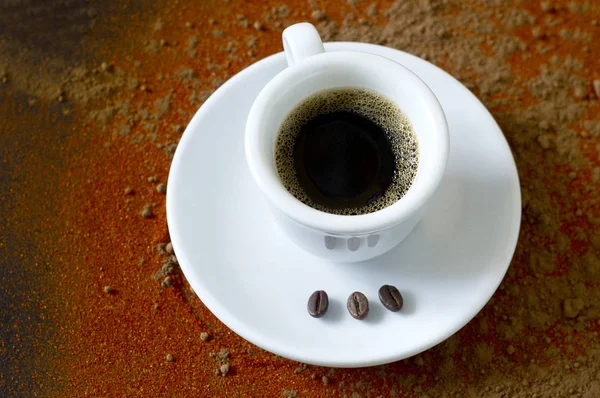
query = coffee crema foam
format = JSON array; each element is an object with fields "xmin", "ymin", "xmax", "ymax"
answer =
[{"xmin": 275, "ymin": 87, "xmax": 418, "ymax": 215}]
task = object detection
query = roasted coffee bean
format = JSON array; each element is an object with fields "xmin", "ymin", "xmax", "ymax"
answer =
[
  {"xmin": 347, "ymin": 291, "xmax": 369, "ymax": 319},
  {"xmin": 307, "ymin": 290, "xmax": 329, "ymax": 318},
  {"xmin": 378, "ymin": 284, "xmax": 403, "ymax": 312}
]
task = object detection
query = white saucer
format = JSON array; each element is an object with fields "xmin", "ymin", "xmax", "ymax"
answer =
[{"xmin": 167, "ymin": 43, "xmax": 521, "ymax": 368}]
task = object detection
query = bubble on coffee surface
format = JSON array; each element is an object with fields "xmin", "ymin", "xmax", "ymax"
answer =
[{"xmin": 275, "ymin": 87, "xmax": 418, "ymax": 215}]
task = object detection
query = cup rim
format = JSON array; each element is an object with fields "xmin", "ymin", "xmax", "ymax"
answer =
[{"xmin": 245, "ymin": 51, "xmax": 449, "ymax": 235}]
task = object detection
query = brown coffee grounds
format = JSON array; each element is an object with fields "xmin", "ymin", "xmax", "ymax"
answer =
[
  {"xmin": 594, "ymin": 80, "xmax": 600, "ymax": 97},
  {"xmin": 140, "ymin": 204, "xmax": 153, "ymax": 218},
  {"xmin": 220, "ymin": 363, "xmax": 230, "ymax": 375},
  {"xmin": 294, "ymin": 363, "xmax": 308, "ymax": 374},
  {"xmin": 160, "ymin": 276, "xmax": 173, "ymax": 288},
  {"xmin": 153, "ymin": 242, "xmax": 180, "ymax": 285},
  {"xmin": 154, "ymin": 92, "xmax": 172, "ymax": 119},
  {"xmin": 311, "ymin": 10, "xmax": 327, "ymax": 21},
  {"xmin": 208, "ymin": 348, "xmax": 232, "ymax": 376}
]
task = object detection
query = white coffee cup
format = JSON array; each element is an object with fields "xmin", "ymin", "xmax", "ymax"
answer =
[{"xmin": 245, "ymin": 23, "xmax": 449, "ymax": 262}]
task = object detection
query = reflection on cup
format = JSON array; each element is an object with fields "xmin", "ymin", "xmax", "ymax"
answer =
[
  {"xmin": 347, "ymin": 237, "xmax": 360, "ymax": 252},
  {"xmin": 367, "ymin": 234, "xmax": 380, "ymax": 248},
  {"xmin": 324, "ymin": 236, "xmax": 337, "ymax": 250}
]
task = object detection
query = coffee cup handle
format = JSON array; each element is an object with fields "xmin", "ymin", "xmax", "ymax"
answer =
[{"xmin": 282, "ymin": 23, "xmax": 325, "ymax": 67}]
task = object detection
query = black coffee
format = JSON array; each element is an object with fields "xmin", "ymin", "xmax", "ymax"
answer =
[
  {"xmin": 275, "ymin": 87, "xmax": 418, "ymax": 215},
  {"xmin": 294, "ymin": 110, "xmax": 395, "ymax": 209}
]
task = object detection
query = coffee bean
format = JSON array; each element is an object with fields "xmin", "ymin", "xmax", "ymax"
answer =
[
  {"xmin": 347, "ymin": 291, "xmax": 369, "ymax": 319},
  {"xmin": 378, "ymin": 285, "xmax": 403, "ymax": 312},
  {"xmin": 307, "ymin": 290, "xmax": 329, "ymax": 318}
]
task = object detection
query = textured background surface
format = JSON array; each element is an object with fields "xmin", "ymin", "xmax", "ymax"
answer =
[{"xmin": 1, "ymin": 0, "xmax": 599, "ymax": 396}]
